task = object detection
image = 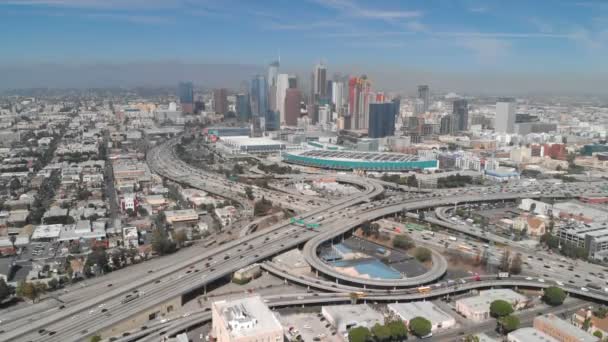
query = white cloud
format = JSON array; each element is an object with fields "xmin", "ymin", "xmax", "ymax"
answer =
[
  {"xmin": 528, "ymin": 17, "xmax": 553, "ymax": 33},
  {"xmin": 406, "ymin": 21, "xmax": 427, "ymax": 32},
  {"xmin": 469, "ymin": 7, "xmax": 487, "ymax": 13},
  {"xmin": 311, "ymin": 0, "xmax": 422, "ymax": 20}
]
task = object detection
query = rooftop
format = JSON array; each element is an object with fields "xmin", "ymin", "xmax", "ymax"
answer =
[
  {"xmin": 456, "ymin": 289, "xmax": 527, "ymax": 312},
  {"xmin": 294, "ymin": 149, "xmax": 421, "ymax": 162},
  {"xmin": 508, "ymin": 327, "xmax": 558, "ymax": 342},
  {"xmin": 535, "ymin": 314, "xmax": 598, "ymax": 342},
  {"xmin": 388, "ymin": 302, "xmax": 454, "ymax": 325},
  {"xmin": 213, "ymin": 296, "xmax": 283, "ymax": 338}
]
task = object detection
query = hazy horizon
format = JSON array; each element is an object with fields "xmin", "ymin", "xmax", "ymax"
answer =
[{"xmin": 2, "ymin": 61, "xmax": 608, "ymax": 97}]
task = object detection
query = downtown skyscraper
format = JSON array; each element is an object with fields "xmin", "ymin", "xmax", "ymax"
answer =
[
  {"xmin": 348, "ymin": 76, "xmax": 372, "ymax": 130},
  {"xmin": 417, "ymin": 85, "xmax": 430, "ymax": 114},
  {"xmin": 178, "ymin": 81, "xmax": 194, "ymax": 114},
  {"xmin": 495, "ymin": 98, "xmax": 516, "ymax": 134},
  {"xmin": 452, "ymin": 99, "xmax": 469, "ymax": 131},
  {"xmin": 313, "ymin": 63, "xmax": 327, "ymax": 101},
  {"xmin": 267, "ymin": 61, "xmax": 279, "ymax": 111}
]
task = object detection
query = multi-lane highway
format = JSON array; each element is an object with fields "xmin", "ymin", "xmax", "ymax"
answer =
[
  {"xmin": 6, "ymin": 136, "xmax": 608, "ymax": 342},
  {"xmin": 0, "ymin": 141, "xmax": 385, "ymax": 342}
]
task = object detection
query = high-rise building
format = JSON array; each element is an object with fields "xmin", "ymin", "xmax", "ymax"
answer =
[
  {"xmin": 368, "ymin": 102, "xmax": 397, "ymax": 138},
  {"xmin": 235, "ymin": 93, "xmax": 251, "ymax": 122},
  {"xmin": 495, "ymin": 98, "xmax": 516, "ymax": 134},
  {"xmin": 250, "ymin": 75, "xmax": 268, "ymax": 119},
  {"xmin": 313, "ymin": 63, "xmax": 327, "ymax": 101},
  {"xmin": 267, "ymin": 61, "xmax": 279, "ymax": 111},
  {"xmin": 331, "ymin": 81, "xmax": 345, "ymax": 112},
  {"xmin": 276, "ymin": 74, "xmax": 289, "ymax": 124},
  {"xmin": 318, "ymin": 104, "xmax": 331, "ymax": 126},
  {"xmin": 440, "ymin": 115, "xmax": 454, "ymax": 135},
  {"xmin": 213, "ymin": 88, "xmax": 228, "ymax": 115},
  {"xmin": 288, "ymin": 75, "xmax": 297, "ymax": 89},
  {"xmin": 348, "ymin": 76, "xmax": 372, "ymax": 130},
  {"xmin": 178, "ymin": 81, "xmax": 194, "ymax": 114},
  {"xmin": 417, "ymin": 85, "xmax": 430, "ymax": 113},
  {"xmin": 284, "ymin": 88, "xmax": 302, "ymax": 126},
  {"xmin": 265, "ymin": 110, "xmax": 279, "ymax": 131},
  {"xmin": 452, "ymin": 99, "xmax": 468, "ymax": 131}
]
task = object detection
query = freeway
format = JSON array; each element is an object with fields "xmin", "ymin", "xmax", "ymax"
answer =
[
  {"xmin": 1, "ymin": 141, "xmax": 384, "ymax": 342},
  {"xmin": 135, "ymin": 274, "xmax": 608, "ymax": 341},
  {"xmin": 303, "ymin": 184, "xmax": 608, "ymax": 288}
]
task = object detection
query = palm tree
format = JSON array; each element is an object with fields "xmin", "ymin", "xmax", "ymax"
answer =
[{"xmin": 9, "ymin": 235, "xmax": 16, "ymax": 252}]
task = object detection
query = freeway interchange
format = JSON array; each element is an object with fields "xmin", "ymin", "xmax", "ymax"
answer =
[{"xmin": 5, "ymin": 137, "xmax": 608, "ymax": 342}]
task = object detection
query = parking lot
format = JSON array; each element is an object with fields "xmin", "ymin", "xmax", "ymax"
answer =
[{"xmin": 277, "ymin": 311, "xmax": 342, "ymax": 342}]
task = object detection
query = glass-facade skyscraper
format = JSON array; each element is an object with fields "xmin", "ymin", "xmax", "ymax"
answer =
[
  {"xmin": 236, "ymin": 93, "xmax": 251, "ymax": 122},
  {"xmin": 250, "ymin": 75, "xmax": 268, "ymax": 119},
  {"xmin": 178, "ymin": 81, "xmax": 194, "ymax": 114},
  {"xmin": 368, "ymin": 102, "xmax": 397, "ymax": 138}
]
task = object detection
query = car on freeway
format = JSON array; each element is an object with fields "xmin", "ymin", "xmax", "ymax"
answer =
[{"xmin": 581, "ymin": 287, "xmax": 589, "ymax": 292}]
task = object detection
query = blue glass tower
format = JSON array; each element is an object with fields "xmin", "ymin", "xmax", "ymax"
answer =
[
  {"xmin": 250, "ymin": 75, "xmax": 268, "ymax": 119},
  {"xmin": 178, "ymin": 81, "xmax": 194, "ymax": 114},
  {"xmin": 368, "ymin": 102, "xmax": 397, "ymax": 138},
  {"xmin": 236, "ymin": 93, "xmax": 251, "ymax": 122}
]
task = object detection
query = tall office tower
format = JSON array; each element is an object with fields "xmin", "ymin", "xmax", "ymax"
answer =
[
  {"xmin": 452, "ymin": 99, "xmax": 469, "ymax": 131},
  {"xmin": 250, "ymin": 75, "xmax": 268, "ymax": 119},
  {"xmin": 313, "ymin": 63, "xmax": 327, "ymax": 100},
  {"xmin": 235, "ymin": 93, "xmax": 251, "ymax": 122},
  {"xmin": 348, "ymin": 76, "xmax": 372, "ymax": 130},
  {"xmin": 178, "ymin": 81, "xmax": 194, "ymax": 114},
  {"xmin": 495, "ymin": 98, "xmax": 516, "ymax": 134},
  {"xmin": 368, "ymin": 102, "xmax": 397, "ymax": 138},
  {"xmin": 331, "ymin": 81, "xmax": 344, "ymax": 109},
  {"xmin": 275, "ymin": 73, "xmax": 289, "ymax": 124},
  {"xmin": 288, "ymin": 75, "xmax": 297, "ymax": 89},
  {"xmin": 284, "ymin": 88, "xmax": 302, "ymax": 126},
  {"xmin": 417, "ymin": 85, "xmax": 430, "ymax": 113},
  {"xmin": 213, "ymin": 88, "xmax": 228, "ymax": 115},
  {"xmin": 440, "ymin": 115, "xmax": 454, "ymax": 135},
  {"xmin": 265, "ymin": 110, "xmax": 279, "ymax": 131},
  {"xmin": 326, "ymin": 80, "xmax": 333, "ymax": 102},
  {"xmin": 413, "ymin": 99, "xmax": 425, "ymax": 116},
  {"xmin": 267, "ymin": 61, "xmax": 279, "ymax": 111}
]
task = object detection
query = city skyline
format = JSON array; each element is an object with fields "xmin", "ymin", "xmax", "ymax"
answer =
[{"xmin": 1, "ymin": 0, "xmax": 607, "ymax": 94}]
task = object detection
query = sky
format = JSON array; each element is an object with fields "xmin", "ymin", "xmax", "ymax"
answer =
[{"xmin": 1, "ymin": 0, "xmax": 608, "ymax": 93}]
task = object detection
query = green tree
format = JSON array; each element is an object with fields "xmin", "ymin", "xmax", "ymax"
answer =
[
  {"xmin": 151, "ymin": 228, "xmax": 177, "ymax": 255},
  {"xmin": 348, "ymin": 326, "xmax": 371, "ymax": 342},
  {"xmin": 498, "ymin": 315, "xmax": 520, "ymax": 334},
  {"xmin": 500, "ymin": 249, "xmax": 511, "ymax": 272},
  {"xmin": 16, "ymin": 281, "xmax": 44, "ymax": 303},
  {"xmin": 86, "ymin": 246, "xmax": 109, "ymax": 274},
  {"xmin": 409, "ymin": 317, "xmax": 432, "ymax": 338},
  {"xmin": 173, "ymin": 229, "xmax": 188, "ymax": 248},
  {"xmin": 393, "ymin": 235, "xmax": 415, "ymax": 250},
  {"xmin": 594, "ymin": 331, "xmax": 603, "ymax": 339},
  {"xmin": 413, "ymin": 247, "xmax": 432, "ymax": 262},
  {"xmin": 0, "ymin": 278, "xmax": 12, "ymax": 302},
  {"xmin": 386, "ymin": 320, "xmax": 407, "ymax": 341},
  {"xmin": 490, "ymin": 300, "xmax": 514, "ymax": 318},
  {"xmin": 542, "ymin": 286, "xmax": 567, "ymax": 306},
  {"xmin": 47, "ymin": 278, "xmax": 59, "ymax": 291},
  {"xmin": 510, "ymin": 253, "xmax": 523, "ymax": 275},
  {"xmin": 540, "ymin": 232, "xmax": 559, "ymax": 249},
  {"xmin": 593, "ymin": 306, "xmax": 608, "ymax": 319},
  {"xmin": 464, "ymin": 335, "xmax": 480, "ymax": 342},
  {"xmin": 244, "ymin": 186, "xmax": 254, "ymax": 200},
  {"xmin": 90, "ymin": 335, "xmax": 102, "ymax": 342},
  {"xmin": 371, "ymin": 323, "xmax": 391, "ymax": 342}
]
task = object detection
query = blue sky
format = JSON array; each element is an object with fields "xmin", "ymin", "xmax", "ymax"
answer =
[{"xmin": 0, "ymin": 0, "xmax": 607, "ymax": 73}]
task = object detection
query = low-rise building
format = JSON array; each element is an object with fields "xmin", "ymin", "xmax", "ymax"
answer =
[
  {"xmin": 388, "ymin": 302, "xmax": 455, "ymax": 331},
  {"xmin": 212, "ymin": 296, "xmax": 283, "ymax": 342},
  {"xmin": 215, "ymin": 206, "xmax": 237, "ymax": 227},
  {"xmin": 164, "ymin": 209, "xmax": 199, "ymax": 230},
  {"xmin": 31, "ymin": 224, "xmax": 63, "ymax": 241},
  {"xmin": 572, "ymin": 309, "xmax": 608, "ymax": 338},
  {"xmin": 321, "ymin": 304, "xmax": 384, "ymax": 336},
  {"xmin": 534, "ymin": 314, "xmax": 599, "ymax": 342},
  {"xmin": 508, "ymin": 327, "xmax": 558, "ymax": 342},
  {"xmin": 455, "ymin": 289, "xmax": 528, "ymax": 322}
]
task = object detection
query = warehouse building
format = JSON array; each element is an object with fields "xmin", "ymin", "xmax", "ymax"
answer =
[
  {"xmin": 533, "ymin": 314, "xmax": 598, "ymax": 342},
  {"xmin": 507, "ymin": 327, "xmax": 558, "ymax": 342},
  {"xmin": 455, "ymin": 289, "xmax": 528, "ymax": 322},
  {"xmin": 387, "ymin": 302, "xmax": 455, "ymax": 331},
  {"xmin": 321, "ymin": 304, "xmax": 384, "ymax": 336}
]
